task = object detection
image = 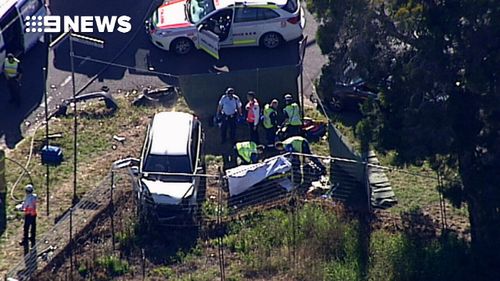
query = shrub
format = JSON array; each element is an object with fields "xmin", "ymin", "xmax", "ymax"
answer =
[{"xmin": 96, "ymin": 255, "xmax": 129, "ymax": 277}]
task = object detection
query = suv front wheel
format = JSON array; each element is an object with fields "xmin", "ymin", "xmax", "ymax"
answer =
[{"xmin": 260, "ymin": 32, "xmax": 282, "ymax": 49}]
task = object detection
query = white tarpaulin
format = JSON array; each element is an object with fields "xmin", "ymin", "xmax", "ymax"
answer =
[{"xmin": 226, "ymin": 156, "xmax": 293, "ymax": 196}]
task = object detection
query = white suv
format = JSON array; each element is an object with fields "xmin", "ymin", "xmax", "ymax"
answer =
[
  {"xmin": 138, "ymin": 112, "xmax": 205, "ymax": 224},
  {"xmin": 146, "ymin": 0, "xmax": 305, "ymax": 58}
]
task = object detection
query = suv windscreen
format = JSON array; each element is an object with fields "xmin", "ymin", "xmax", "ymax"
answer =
[{"xmin": 144, "ymin": 155, "xmax": 192, "ymax": 174}]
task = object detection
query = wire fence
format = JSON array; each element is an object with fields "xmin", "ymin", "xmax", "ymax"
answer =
[{"xmin": 4, "ymin": 152, "xmax": 452, "ymax": 281}]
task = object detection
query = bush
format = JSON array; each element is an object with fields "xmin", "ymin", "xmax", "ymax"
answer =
[
  {"xmin": 369, "ymin": 230, "xmax": 473, "ymax": 281},
  {"xmin": 226, "ymin": 204, "xmax": 361, "ymax": 280},
  {"xmin": 151, "ymin": 266, "xmax": 174, "ymax": 278},
  {"xmin": 96, "ymin": 256, "xmax": 129, "ymax": 277}
]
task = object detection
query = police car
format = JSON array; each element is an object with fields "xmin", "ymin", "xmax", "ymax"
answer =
[{"xmin": 146, "ymin": 0, "xmax": 305, "ymax": 58}]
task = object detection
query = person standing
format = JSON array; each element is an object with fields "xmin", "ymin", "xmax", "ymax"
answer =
[
  {"xmin": 3, "ymin": 53, "xmax": 22, "ymax": 106},
  {"xmin": 282, "ymin": 93, "xmax": 302, "ymax": 137},
  {"xmin": 262, "ymin": 99, "xmax": 279, "ymax": 146},
  {"xmin": 18, "ymin": 184, "xmax": 37, "ymax": 247},
  {"xmin": 217, "ymin": 87, "xmax": 242, "ymax": 144},
  {"xmin": 245, "ymin": 91, "xmax": 260, "ymax": 144}
]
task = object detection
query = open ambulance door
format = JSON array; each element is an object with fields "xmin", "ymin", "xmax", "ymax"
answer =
[{"xmin": 197, "ymin": 27, "xmax": 220, "ymax": 60}]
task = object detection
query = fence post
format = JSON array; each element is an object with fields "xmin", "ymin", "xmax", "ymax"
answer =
[
  {"xmin": 141, "ymin": 248, "xmax": 146, "ymax": 281},
  {"xmin": 217, "ymin": 167, "xmax": 226, "ymax": 281},
  {"xmin": 69, "ymin": 207, "xmax": 74, "ymax": 281},
  {"xmin": 364, "ymin": 160, "xmax": 371, "ymax": 213},
  {"xmin": 110, "ymin": 171, "xmax": 115, "ymax": 252}
]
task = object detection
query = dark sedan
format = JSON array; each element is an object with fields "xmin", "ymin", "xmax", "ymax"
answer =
[{"xmin": 327, "ymin": 79, "xmax": 379, "ymax": 112}]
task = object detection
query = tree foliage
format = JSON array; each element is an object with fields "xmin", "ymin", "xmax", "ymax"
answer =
[{"xmin": 309, "ymin": 0, "xmax": 500, "ymax": 277}]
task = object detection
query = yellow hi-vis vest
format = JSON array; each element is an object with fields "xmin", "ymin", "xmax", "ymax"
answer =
[
  {"xmin": 262, "ymin": 104, "xmax": 276, "ymax": 129},
  {"xmin": 282, "ymin": 136, "xmax": 307, "ymax": 153},
  {"xmin": 284, "ymin": 103, "xmax": 302, "ymax": 126},
  {"xmin": 236, "ymin": 141, "xmax": 257, "ymax": 163},
  {"xmin": 3, "ymin": 58, "xmax": 19, "ymax": 78}
]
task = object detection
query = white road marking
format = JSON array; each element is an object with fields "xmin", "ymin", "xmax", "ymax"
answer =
[{"xmin": 60, "ymin": 76, "xmax": 72, "ymax": 87}]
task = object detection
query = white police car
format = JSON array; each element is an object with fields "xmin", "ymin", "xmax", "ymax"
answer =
[{"xmin": 146, "ymin": 0, "xmax": 305, "ymax": 58}]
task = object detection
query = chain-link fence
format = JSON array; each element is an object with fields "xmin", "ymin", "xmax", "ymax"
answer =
[{"xmin": 4, "ymin": 151, "xmax": 457, "ymax": 281}]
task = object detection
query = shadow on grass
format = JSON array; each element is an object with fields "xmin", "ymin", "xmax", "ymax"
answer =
[
  {"xmin": 376, "ymin": 208, "xmax": 476, "ymax": 281},
  {"xmin": 134, "ymin": 226, "xmax": 199, "ymax": 265}
]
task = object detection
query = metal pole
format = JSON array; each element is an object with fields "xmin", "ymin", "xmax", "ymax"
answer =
[
  {"xmin": 299, "ymin": 37, "xmax": 307, "ymax": 119},
  {"xmin": 110, "ymin": 171, "xmax": 115, "ymax": 251},
  {"xmin": 70, "ymin": 31, "xmax": 78, "ymax": 205},
  {"xmin": 43, "ymin": 67, "xmax": 50, "ymax": 216},
  {"xmin": 299, "ymin": 63, "xmax": 305, "ymax": 118},
  {"xmin": 364, "ymin": 160, "xmax": 371, "ymax": 213},
  {"xmin": 69, "ymin": 207, "xmax": 74, "ymax": 281}
]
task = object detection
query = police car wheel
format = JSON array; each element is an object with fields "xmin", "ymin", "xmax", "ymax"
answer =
[
  {"xmin": 261, "ymin": 32, "xmax": 282, "ymax": 49},
  {"xmin": 171, "ymin": 38, "xmax": 193, "ymax": 55}
]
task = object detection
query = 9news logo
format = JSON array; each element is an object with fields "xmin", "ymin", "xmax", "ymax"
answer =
[{"xmin": 25, "ymin": 15, "xmax": 132, "ymax": 33}]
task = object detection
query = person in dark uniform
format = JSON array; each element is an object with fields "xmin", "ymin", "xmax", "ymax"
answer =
[{"xmin": 217, "ymin": 87, "xmax": 242, "ymax": 144}]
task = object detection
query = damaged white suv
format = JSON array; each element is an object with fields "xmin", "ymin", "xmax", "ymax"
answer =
[{"xmin": 137, "ymin": 112, "xmax": 205, "ymax": 225}]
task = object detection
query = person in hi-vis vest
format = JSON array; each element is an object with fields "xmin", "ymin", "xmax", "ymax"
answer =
[
  {"xmin": 282, "ymin": 94, "xmax": 302, "ymax": 137},
  {"xmin": 262, "ymin": 99, "xmax": 279, "ymax": 146},
  {"xmin": 17, "ymin": 184, "xmax": 37, "ymax": 247},
  {"xmin": 3, "ymin": 53, "xmax": 22, "ymax": 106}
]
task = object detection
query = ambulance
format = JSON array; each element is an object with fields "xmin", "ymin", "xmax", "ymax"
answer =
[{"xmin": 146, "ymin": 0, "xmax": 305, "ymax": 58}]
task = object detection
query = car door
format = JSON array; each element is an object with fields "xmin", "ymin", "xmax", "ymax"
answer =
[
  {"xmin": 232, "ymin": 7, "xmax": 259, "ymax": 46},
  {"xmin": 198, "ymin": 27, "xmax": 220, "ymax": 59},
  {"xmin": 197, "ymin": 8, "xmax": 234, "ymax": 58},
  {"xmin": 255, "ymin": 8, "xmax": 282, "ymax": 35}
]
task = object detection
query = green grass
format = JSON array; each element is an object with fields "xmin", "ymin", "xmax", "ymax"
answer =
[
  {"xmin": 96, "ymin": 255, "xmax": 129, "ymax": 276},
  {"xmin": 377, "ymin": 153, "xmax": 469, "ymax": 219}
]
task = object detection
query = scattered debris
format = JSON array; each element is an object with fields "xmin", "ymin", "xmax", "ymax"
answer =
[
  {"xmin": 113, "ymin": 135, "xmax": 126, "ymax": 143},
  {"xmin": 132, "ymin": 87, "xmax": 177, "ymax": 107},
  {"xmin": 52, "ymin": 86, "xmax": 118, "ymax": 117}
]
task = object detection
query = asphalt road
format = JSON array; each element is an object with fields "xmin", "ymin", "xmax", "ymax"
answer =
[{"xmin": 0, "ymin": 0, "xmax": 326, "ymax": 149}]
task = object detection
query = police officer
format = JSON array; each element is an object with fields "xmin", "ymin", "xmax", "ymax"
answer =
[
  {"xmin": 217, "ymin": 87, "xmax": 242, "ymax": 144},
  {"xmin": 262, "ymin": 99, "xmax": 279, "ymax": 146},
  {"xmin": 282, "ymin": 94, "xmax": 302, "ymax": 137},
  {"xmin": 3, "ymin": 53, "xmax": 22, "ymax": 106},
  {"xmin": 245, "ymin": 91, "xmax": 260, "ymax": 144},
  {"xmin": 234, "ymin": 141, "xmax": 265, "ymax": 165},
  {"xmin": 18, "ymin": 184, "xmax": 37, "ymax": 247}
]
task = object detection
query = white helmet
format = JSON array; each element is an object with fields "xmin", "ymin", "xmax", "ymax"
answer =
[{"xmin": 25, "ymin": 184, "xmax": 34, "ymax": 193}]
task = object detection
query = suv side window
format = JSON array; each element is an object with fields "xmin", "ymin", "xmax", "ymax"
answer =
[
  {"xmin": 258, "ymin": 8, "xmax": 280, "ymax": 20},
  {"xmin": 234, "ymin": 7, "xmax": 258, "ymax": 23}
]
